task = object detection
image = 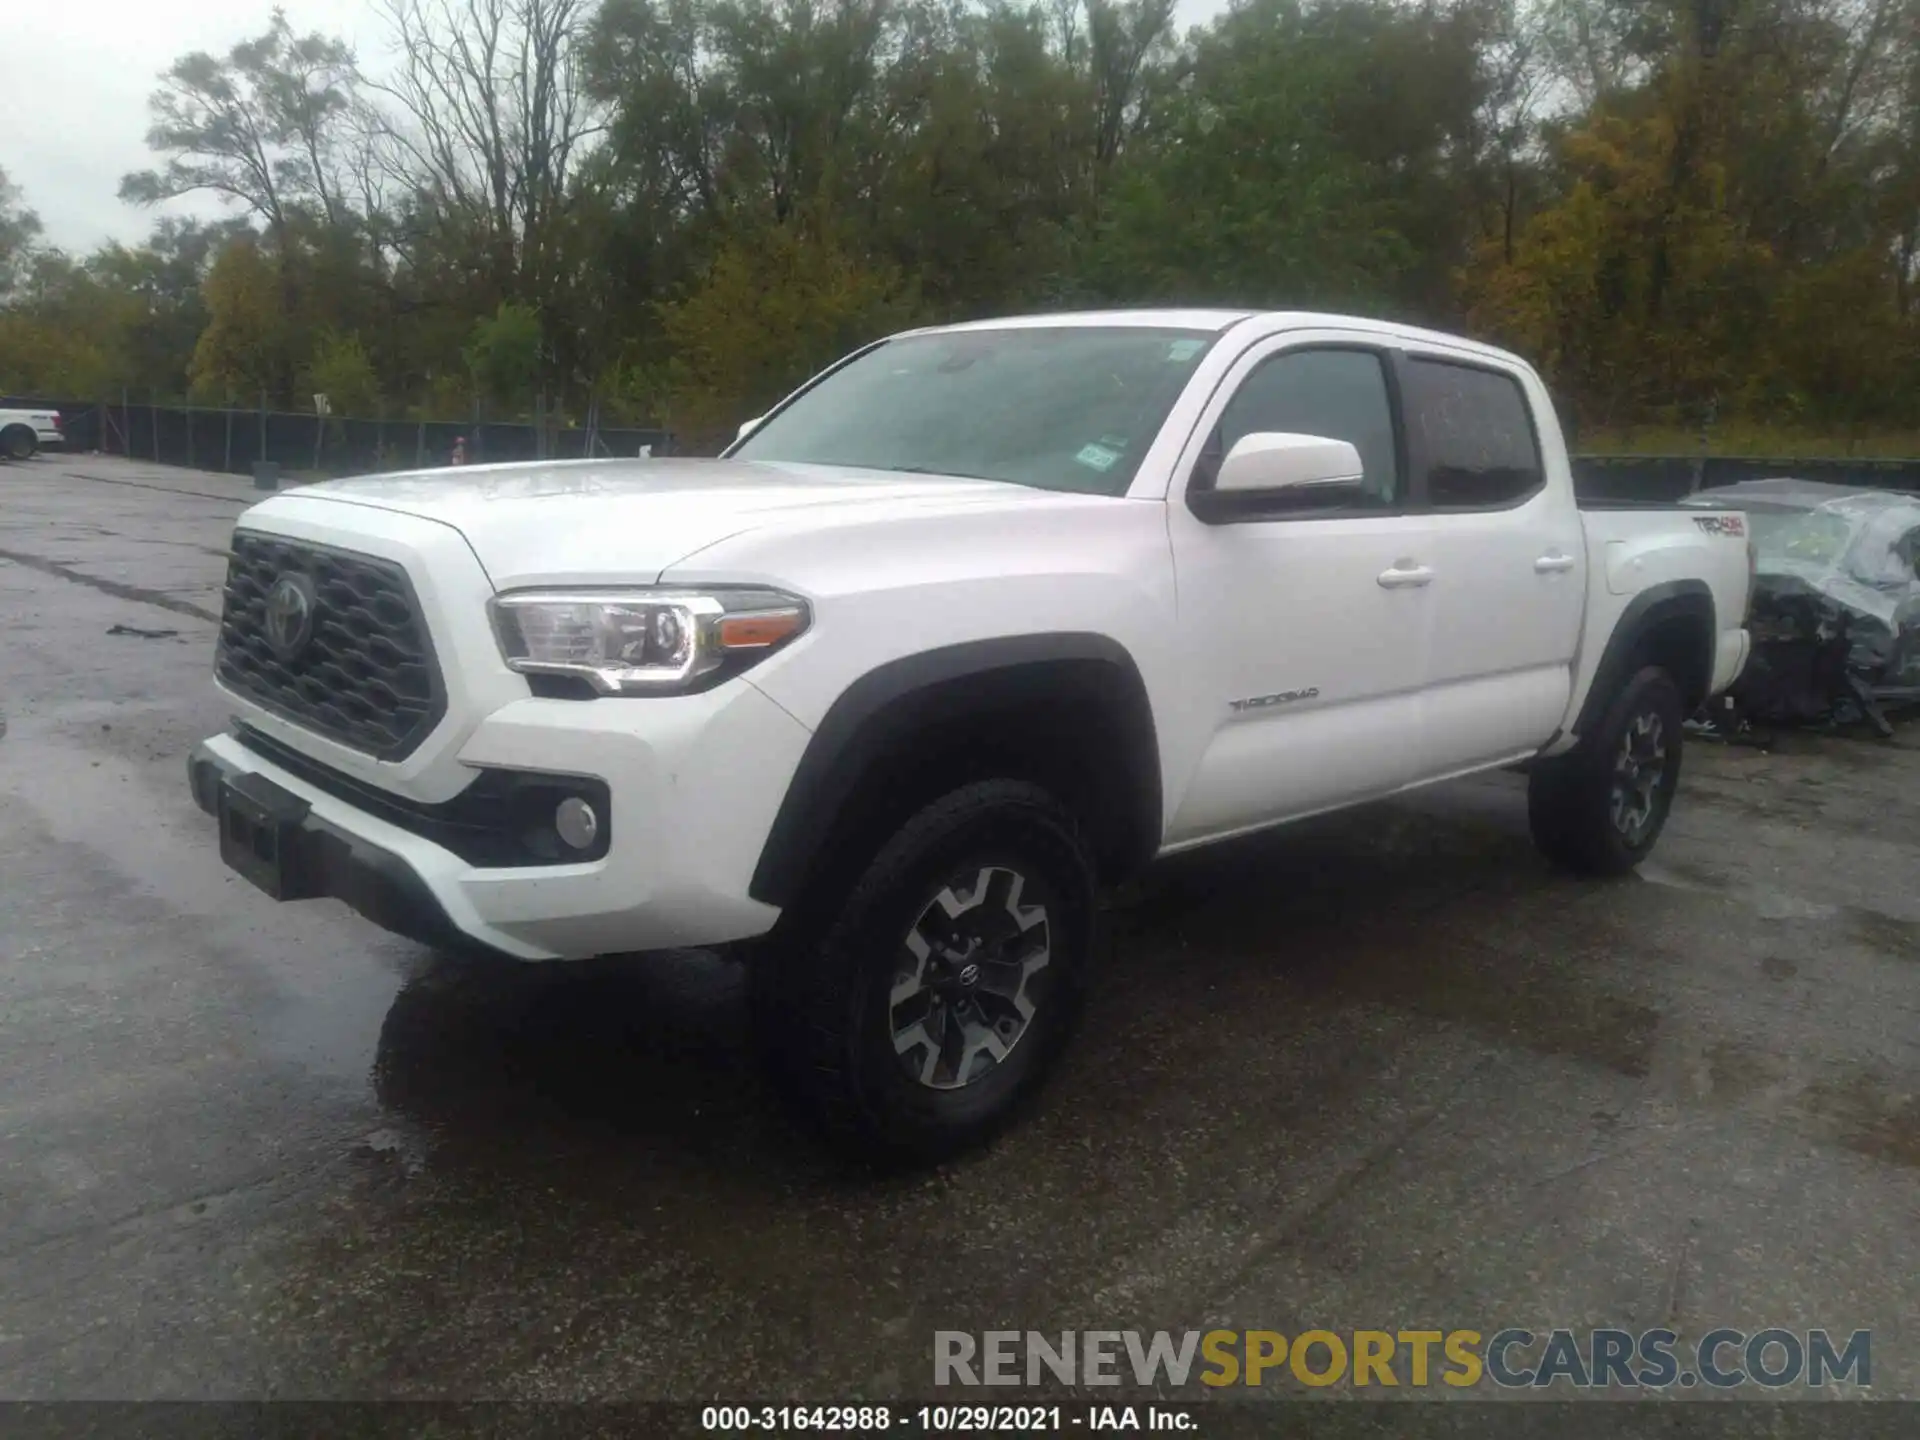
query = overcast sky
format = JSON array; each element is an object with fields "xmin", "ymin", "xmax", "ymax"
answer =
[
  {"xmin": 12, "ymin": 2, "xmax": 379, "ymax": 250},
  {"xmin": 13, "ymin": 0, "xmax": 1225, "ymax": 253}
]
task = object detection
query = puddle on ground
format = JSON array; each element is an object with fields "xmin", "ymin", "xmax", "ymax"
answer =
[
  {"xmin": 1277, "ymin": 921, "xmax": 1666, "ymax": 1080},
  {"xmin": 1699, "ymin": 1037, "xmax": 1787, "ymax": 1105},
  {"xmin": 1805, "ymin": 1072, "xmax": 1920, "ymax": 1169},
  {"xmin": 1638, "ymin": 859, "xmax": 1724, "ymax": 894},
  {"xmin": 1754, "ymin": 892, "xmax": 1841, "ymax": 922},
  {"xmin": 1685, "ymin": 783, "xmax": 1809, "ymax": 825},
  {"xmin": 1846, "ymin": 908, "xmax": 1920, "ymax": 961},
  {"xmin": 1638, "ymin": 861, "xmax": 1837, "ymax": 921}
]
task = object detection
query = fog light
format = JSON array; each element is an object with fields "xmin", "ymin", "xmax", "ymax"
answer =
[{"xmin": 554, "ymin": 796, "xmax": 599, "ymax": 851}]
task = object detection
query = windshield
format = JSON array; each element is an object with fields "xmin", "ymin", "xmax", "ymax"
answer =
[{"xmin": 731, "ymin": 327, "xmax": 1216, "ymax": 496}]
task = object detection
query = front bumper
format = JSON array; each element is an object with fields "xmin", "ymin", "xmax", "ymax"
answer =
[
  {"xmin": 189, "ymin": 678, "xmax": 812, "ymax": 960},
  {"xmin": 190, "ymin": 744, "xmax": 476, "ymax": 953}
]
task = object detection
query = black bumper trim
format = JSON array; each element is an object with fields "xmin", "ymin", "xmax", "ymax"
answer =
[
  {"xmin": 190, "ymin": 745, "xmax": 488, "ymax": 955},
  {"xmin": 232, "ymin": 724, "xmax": 611, "ymax": 867}
]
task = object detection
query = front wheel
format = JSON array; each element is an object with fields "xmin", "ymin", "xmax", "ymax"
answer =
[
  {"xmin": 755, "ymin": 780, "xmax": 1097, "ymax": 1163},
  {"xmin": 1528, "ymin": 665, "xmax": 1685, "ymax": 876}
]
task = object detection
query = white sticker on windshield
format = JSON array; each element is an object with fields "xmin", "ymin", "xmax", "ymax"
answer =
[
  {"xmin": 1075, "ymin": 443, "xmax": 1122, "ymax": 472},
  {"xmin": 1168, "ymin": 339, "xmax": 1205, "ymax": 361}
]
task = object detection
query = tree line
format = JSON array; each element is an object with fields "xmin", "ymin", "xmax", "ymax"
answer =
[{"xmin": 2, "ymin": 0, "xmax": 1918, "ymax": 452}]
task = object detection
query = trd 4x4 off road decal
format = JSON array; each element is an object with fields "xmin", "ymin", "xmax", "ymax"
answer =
[{"xmin": 1691, "ymin": 514, "xmax": 1746, "ymax": 537}]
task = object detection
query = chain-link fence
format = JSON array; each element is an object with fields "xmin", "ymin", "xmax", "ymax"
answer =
[
  {"xmin": 1574, "ymin": 454, "xmax": 1920, "ymax": 502},
  {"xmin": 11, "ymin": 394, "xmax": 1920, "ymax": 499},
  {"xmin": 5, "ymin": 396, "xmax": 670, "ymax": 478}
]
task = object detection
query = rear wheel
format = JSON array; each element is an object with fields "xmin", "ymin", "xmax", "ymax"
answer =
[
  {"xmin": 1, "ymin": 426, "xmax": 35, "ymax": 461},
  {"xmin": 1529, "ymin": 665, "xmax": 1685, "ymax": 876},
  {"xmin": 753, "ymin": 779, "xmax": 1096, "ymax": 1163}
]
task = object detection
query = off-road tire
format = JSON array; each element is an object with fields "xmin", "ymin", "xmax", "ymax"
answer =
[
  {"xmin": 752, "ymin": 779, "xmax": 1097, "ymax": 1164},
  {"xmin": 1529, "ymin": 665, "xmax": 1685, "ymax": 876}
]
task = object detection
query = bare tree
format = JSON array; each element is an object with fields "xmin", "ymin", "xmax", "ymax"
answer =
[
  {"xmin": 1084, "ymin": 0, "xmax": 1177, "ymax": 173},
  {"xmin": 1532, "ymin": 0, "xmax": 1651, "ymax": 108},
  {"xmin": 583, "ymin": 0, "xmax": 724, "ymax": 222},
  {"xmin": 367, "ymin": 0, "xmax": 606, "ymax": 309},
  {"xmin": 267, "ymin": 24, "xmax": 361, "ymax": 228},
  {"xmin": 1469, "ymin": 0, "xmax": 1554, "ymax": 262}
]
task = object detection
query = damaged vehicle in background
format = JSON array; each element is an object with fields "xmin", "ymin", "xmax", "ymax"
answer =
[{"xmin": 1681, "ymin": 479, "xmax": 1920, "ymax": 736}]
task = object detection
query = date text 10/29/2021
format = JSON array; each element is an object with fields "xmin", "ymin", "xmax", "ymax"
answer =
[
  {"xmin": 702, "ymin": 1407, "xmax": 1189, "ymax": 1432},
  {"xmin": 694, "ymin": 1328, "xmax": 1873, "ymax": 1432}
]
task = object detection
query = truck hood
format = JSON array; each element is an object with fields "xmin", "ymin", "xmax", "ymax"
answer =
[{"xmin": 282, "ymin": 457, "xmax": 1029, "ymax": 588}]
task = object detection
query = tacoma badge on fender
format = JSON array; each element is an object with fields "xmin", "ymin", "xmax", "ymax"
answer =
[{"xmin": 1230, "ymin": 688, "xmax": 1321, "ymax": 711}]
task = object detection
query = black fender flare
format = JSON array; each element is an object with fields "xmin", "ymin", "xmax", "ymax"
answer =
[
  {"xmin": 748, "ymin": 633, "xmax": 1162, "ymax": 908},
  {"xmin": 1572, "ymin": 579, "xmax": 1716, "ymax": 739}
]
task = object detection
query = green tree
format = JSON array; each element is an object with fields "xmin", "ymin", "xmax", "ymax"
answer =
[
  {"xmin": 0, "ymin": 165, "xmax": 42, "ymax": 302},
  {"xmin": 464, "ymin": 302, "xmax": 545, "ymax": 413},
  {"xmin": 119, "ymin": 8, "xmax": 359, "ymax": 235},
  {"xmin": 657, "ymin": 220, "xmax": 910, "ymax": 445},
  {"xmin": 0, "ymin": 313, "xmax": 113, "ymax": 396},
  {"xmin": 12, "ymin": 0, "xmax": 1920, "ymax": 445},
  {"xmin": 189, "ymin": 237, "xmax": 286, "ymax": 400},
  {"xmin": 307, "ymin": 328, "xmax": 380, "ymax": 416},
  {"xmin": 1085, "ymin": 0, "xmax": 1480, "ymax": 312},
  {"xmin": 0, "ymin": 250, "xmax": 131, "ymax": 396},
  {"xmin": 87, "ymin": 218, "xmax": 252, "ymax": 397},
  {"xmin": 121, "ymin": 10, "xmax": 363, "ymax": 399}
]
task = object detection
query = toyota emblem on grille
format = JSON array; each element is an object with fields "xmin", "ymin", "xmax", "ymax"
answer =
[{"xmin": 263, "ymin": 573, "xmax": 318, "ymax": 661}]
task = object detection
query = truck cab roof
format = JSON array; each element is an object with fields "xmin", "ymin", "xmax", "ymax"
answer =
[{"xmin": 905, "ymin": 307, "xmax": 1533, "ymax": 373}]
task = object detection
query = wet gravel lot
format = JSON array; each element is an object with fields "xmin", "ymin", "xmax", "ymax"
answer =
[{"xmin": 2, "ymin": 454, "xmax": 1918, "ymax": 1403}]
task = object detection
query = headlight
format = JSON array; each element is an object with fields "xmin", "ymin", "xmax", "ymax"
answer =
[{"xmin": 490, "ymin": 588, "xmax": 810, "ymax": 694}]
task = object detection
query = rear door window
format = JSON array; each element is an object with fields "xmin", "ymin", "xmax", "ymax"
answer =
[{"xmin": 1402, "ymin": 359, "xmax": 1543, "ymax": 509}]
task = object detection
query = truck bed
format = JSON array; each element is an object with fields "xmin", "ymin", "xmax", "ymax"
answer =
[
  {"xmin": 1576, "ymin": 497, "xmax": 1694, "ymax": 511},
  {"xmin": 1551, "ymin": 502, "xmax": 1754, "ymax": 748}
]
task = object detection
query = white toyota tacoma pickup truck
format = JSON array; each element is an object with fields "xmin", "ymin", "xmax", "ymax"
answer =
[{"xmin": 189, "ymin": 309, "xmax": 1753, "ymax": 1158}]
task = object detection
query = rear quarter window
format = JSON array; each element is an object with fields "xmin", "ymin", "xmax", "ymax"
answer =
[{"xmin": 1403, "ymin": 358, "xmax": 1543, "ymax": 509}]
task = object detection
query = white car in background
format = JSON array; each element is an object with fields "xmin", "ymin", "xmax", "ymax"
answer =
[{"xmin": 0, "ymin": 406, "xmax": 62, "ymax": 460}]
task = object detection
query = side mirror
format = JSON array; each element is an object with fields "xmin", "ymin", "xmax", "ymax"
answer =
[
  {"xmin": 736, "ymin": 415, "xmax": 766, "ymax": 442},
  {"xmin": 1214, "ymin": 432, "xmax": 1366, "ymax": 499}
]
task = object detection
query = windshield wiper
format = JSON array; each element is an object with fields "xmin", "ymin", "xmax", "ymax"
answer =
[
  {"xmin": 887, "ymin": 464, "xmax": 1007, "ymax": 484},
  {"xmin": 794, "ymin": 458, "xmax": 1018, "ymax": 485}
]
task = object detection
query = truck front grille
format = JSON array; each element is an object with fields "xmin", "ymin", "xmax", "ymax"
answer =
[{"xmin": 215, "ymin": 532, "xmax": 444, "ymax": 760}]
